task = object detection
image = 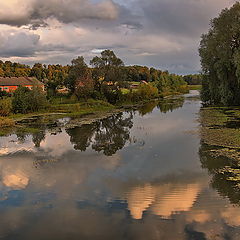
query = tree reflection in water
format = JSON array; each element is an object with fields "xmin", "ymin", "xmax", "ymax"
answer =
[
  {"xmin": 138, "ymin": 101, "xmax": 158, "ymax": 116},
  {"xmin": 199, "ymin": 141, "xmax": 240, "ymax": 204},
  {"xmin": 157, "ymin": 97, "xmax": 184, "ymax": 113},
  {"xmin": 137, "ymin": 97, "xmax": 184, "ymax": 116},
  {"xmin": 12, "ymin": 97, "xmax": 185, "ymax": 157},
  {"xmin": 32, "ymin": 130, "xmax": 46, "ymax": 148},
  {"xmin": 66, "ymin": 112, "xmax": 133, "ymax": 156},
  {"xmin": 66, "ymin": 124, "xmax": 96, "ymax": 152}
]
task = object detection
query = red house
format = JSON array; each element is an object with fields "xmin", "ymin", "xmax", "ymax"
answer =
[{"xmin": 0, "ymin": 77, "xmax": 44, "ymax": 92}]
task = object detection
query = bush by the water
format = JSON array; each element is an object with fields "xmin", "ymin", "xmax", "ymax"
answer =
[
  {"xmin": 117, "ymin": 83, "xmax": 159, "ymax": 103},
  {"xmin": 0, "ymin": 98, "xmax": 12, "ymax": 116},
  {"xmin": 137, "ymin": 84, "xmax": 159, "ymax": 100},
  {"xmin": 12, "ymin": 87, "xmax": 48, "ymax": 113}
]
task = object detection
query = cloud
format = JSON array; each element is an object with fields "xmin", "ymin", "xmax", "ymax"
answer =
[
  {"xmin": 137, "ymin": 0, "xmax": 236, "ymax": 37},
  {"xmin": 0, "ymin": 31, "xmax": 40, "ymax": 57},
  {"xmin": 0, "ymin": 0, "xmax": 119, "ymax": 27}
]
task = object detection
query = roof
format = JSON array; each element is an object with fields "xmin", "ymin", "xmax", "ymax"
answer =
[{"xmin": 0, "ymin": 77, "xmax": 43, "ymax": 86}]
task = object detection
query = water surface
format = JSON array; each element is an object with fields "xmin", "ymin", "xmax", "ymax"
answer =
[{"xmin": 0, "ymin": 91, "xmax": 240, "ymax": 240}]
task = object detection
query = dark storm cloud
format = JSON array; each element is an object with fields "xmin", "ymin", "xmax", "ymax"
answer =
[
  {"xmin": 0, "ymin": 0, "xmax": 119, "ymax": 28},
  {"xmin": 0, "ymin": 32, "xmax": 80, "ymax": 58}
]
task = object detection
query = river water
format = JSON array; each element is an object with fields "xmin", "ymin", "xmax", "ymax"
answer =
[{"xmin": 0, "ymin": 90, "xmax": 240, "ymax": 240}]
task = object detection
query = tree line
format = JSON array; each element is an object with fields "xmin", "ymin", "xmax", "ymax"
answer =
[
  {"xmin": 0, "ymin": 50, "xmax": 187, "ymax": 96},
  {"xmin": 0, "ymin": 50, "xmax": 189, "ymax": 116},
  {"xmin": 183, "ymin": 74, "xmax": 202, "ymax": 85}
]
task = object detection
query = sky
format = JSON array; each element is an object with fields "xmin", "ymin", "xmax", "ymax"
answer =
[{"xmin": 0, "ymin": 0, "xmax": 236, "ymax": 74}]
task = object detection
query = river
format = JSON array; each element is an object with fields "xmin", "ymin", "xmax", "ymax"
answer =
[{"xmin": 0, "ymin": 90, "xmax": 240, "ymax": 240}]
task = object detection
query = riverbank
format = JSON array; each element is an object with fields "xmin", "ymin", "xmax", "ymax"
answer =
[
  {"xmin": 0, "ymin": 98, "xmax": 155, "ymax": 135},
  {"xmin": 0, "ymin": 87, "xmax": 190, "ymax": 128},
  {"xmin": 0, "ymin": 91, "xmax": 188, "ymax": 137}
]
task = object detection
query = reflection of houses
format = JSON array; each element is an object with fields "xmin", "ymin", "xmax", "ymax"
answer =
[
  {"xmin": 127, "ymin": 183, "xmax": 201, "ymax": 220},
  {"xmin": 0, "ymin": 77, "xmax": 44, "ymax": 92}
]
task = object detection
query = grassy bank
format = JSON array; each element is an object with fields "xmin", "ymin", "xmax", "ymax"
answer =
[
  {"xmin": 7, "ymin": 99, "xmax": 114, "ymax": 122},
  {"xmin": 0, "ymin": 99, "xmax": 116, "ymax": 135},
  {"xmin": 0, "ymin": 87, "xmax": 191, "ymax": 128}
]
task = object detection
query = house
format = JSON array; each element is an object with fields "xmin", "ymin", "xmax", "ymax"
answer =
[
  {"xmin": 0, "ymin": 77, "xmax": 44, "ymax": 92},
  {"xmin": 130, "ymin": 81, "xmax": 148, "ymax": 89}
]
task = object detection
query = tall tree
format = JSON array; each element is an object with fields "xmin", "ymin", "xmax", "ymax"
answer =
[
  {"xmin": 90, "ymin": 50, "xmax": 125, "ymax": 91},
  {"xmin": 199, "ymin": 3, "xmax": 240, "ymax": 105},
  {"xmin": 65, "ymin": 56, "xmax": 94, "ymax": 99}
]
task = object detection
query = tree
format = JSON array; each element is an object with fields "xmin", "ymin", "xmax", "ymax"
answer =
[
  {"xmin": 183, "ymin": 74, "xmax": 202, "ymax": 85},
  {"xmin": 75, "ymin": 70, "xmax": 94, "ymax": 100},
  {"xmin": 46, "ymin": 64, "xmax": 69, "ymax": 96},
  {"xmin": 199, "ymin": 3, "xmax": 240, "ymax": 105},
  {"xmin": 90, "ymin": 50, "xmax": 125, "ymax": 91},
  {"xmin": 30, "ymin": 63, "xmax": 45, "ymax": 81},
  {"xmin": 65, "ymin": 56, "xmax": 90, "ymax": 95}
]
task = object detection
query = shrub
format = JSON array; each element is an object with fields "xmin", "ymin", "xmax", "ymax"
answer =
[
  {"xmin": 0, "ymin": 90, "xmax": 10, "ymax": 99},
  {"xmin": 0, "ymin": 98, "xmax": 12, "ymax": 116},
  {"xmin": 116, "ymin": 84, "xmax": 159, "ymax": 104},
  {"xmin": 12, "ymin": 87, "xmax": 48, "ymax": 113},
  {"xmin": 91, "ymin": 90, "xmax": 105, "ymax": 100},
  {"xmin": 29, "ymin": 87, "xmax": 48, "ymax": 112},
  {"xmin": 137, "ymin": 83, "xmax": 159, "ymax": 100},
  {"xmin": 0, "ymin": 117, "xmax": 14, "ymax": 127}
]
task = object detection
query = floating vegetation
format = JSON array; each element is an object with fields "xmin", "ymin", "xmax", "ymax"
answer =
[
  {"xmin": 200, "ymin": 106, "xmax": 240, "ymax": 194},
  {"xmin": 200, "ymin": 107, "xmax": 240, "ymax": 148}
]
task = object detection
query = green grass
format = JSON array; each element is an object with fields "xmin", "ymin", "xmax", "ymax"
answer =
[{"xmin": 120, "ymin": 88, "xmax": 130, "ymax": 95}]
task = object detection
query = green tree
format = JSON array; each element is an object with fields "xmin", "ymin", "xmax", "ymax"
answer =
[
  {"xmin": 90, "ymin": 50, "xmax": 125, "ymax": 90},
  {"xmin": 30, "ymin": 63, "xmax": 45, "ymax": 81},
  {"xmin": 75, "ymin": 70, "xmax": 94, "ymax": 100},
  {"xmin": 199, "ymin": 3, "xmax": 240, "ymax": 105},
  {"xmin": 65, "ymin": 56, "xmax": 89, "ymax": 94}
]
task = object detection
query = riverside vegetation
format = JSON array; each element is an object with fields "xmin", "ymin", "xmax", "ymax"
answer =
[{"xmin": 0, "ymin": 50, "xmax": 190, "ymax": 128}]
